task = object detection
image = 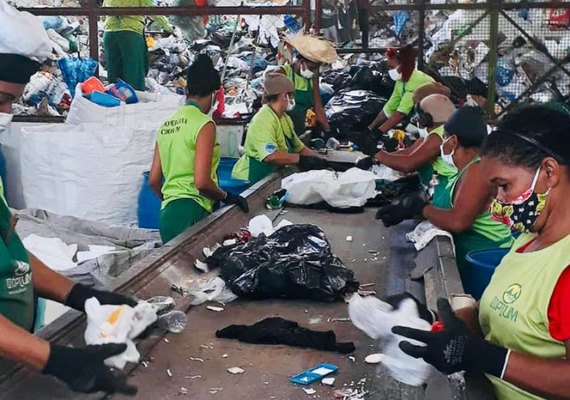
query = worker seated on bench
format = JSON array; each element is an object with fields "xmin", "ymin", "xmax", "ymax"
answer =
[
  {"xmin": 232, "ymin": 73, "xmax": 328, "ymax": 184},
  {"xmin": 393, "ymin": 105, "xmax": 570, "ymax": 400}
]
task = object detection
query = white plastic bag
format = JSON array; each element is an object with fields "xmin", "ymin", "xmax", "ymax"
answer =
[
  {"xmin": 20, "ymin": 122, "xmax": 157, "ymax": 226},
  {"xmin": 348, "ymin": 294, "xmax": 433, "ymax": 386},
  {"xmin": 281, "ymin": 168, "xmax": 378, "ymax": 208},
  {"xmin": 66, "ymin": 83, "xmax": 184, "ymax": 128},
  {"xmin": 84, "ymin": 298, "xmax": 157, "ymax": 370}
]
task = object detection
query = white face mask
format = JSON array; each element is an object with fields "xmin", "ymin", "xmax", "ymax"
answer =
[
  {"xmin": 465, "ymin": 95, "xmax": 479, "ymax": 107},
  {"xmin": 388, "ymin": 68, "xmax": 402, "ymax": 81},
  {"xmin": 417, "ymin": 127, "xmax": 429, "ymax": 139},
  {"xmin": 286, "ymin": 95, "xmax": 296, "ymax": 111},
  {"xmin": 440, "ymin": 136, "xmax": 456, "ymax": 168},
  {"xmin": 0, "ymin": 113, "xmax": 13, "ymax": 135},
  {"xmin": 208, "ymin": 92, "xmax": 218, "ymax": 118},
  {"xmin": 300, "ymin": 64, "xmax": 315, "ymax": 79}
]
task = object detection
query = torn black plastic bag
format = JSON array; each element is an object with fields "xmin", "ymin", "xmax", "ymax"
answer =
[{"xmin": 210, "ymin": 224, "xmax": 358, "ymax": 302}]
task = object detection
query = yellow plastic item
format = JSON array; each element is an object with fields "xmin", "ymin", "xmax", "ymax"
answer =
[
  {"xmin": 306, "ymin": 108, "xmax": 317, "ymax": 128},
  {"xmin": 146, "ymin": 36, "xmax": 156, "ymax": 49},
  {"xmin": 391, "ymin": 129, "xmax": 406, "ymax": 142}
]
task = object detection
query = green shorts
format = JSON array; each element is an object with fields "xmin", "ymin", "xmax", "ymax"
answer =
[{"xmin": 159, "ymin": 198, "xmax": 209, "ymax": 243}]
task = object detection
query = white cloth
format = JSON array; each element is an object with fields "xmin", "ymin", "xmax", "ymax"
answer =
[
  {"xmin": 0, "ymin": 0, "xmax": 52, "ymax": 62},
  {"xmin": 247, "ymin": 214, "xmax": 293, "ymax": 238},
  {"xmin": 22, "ymin": 234, "xmax": 77, "ymax": 271},
  {"xmin": 348, "ymin": 294, "xmax": 433, "ymax": 387},
  {"xmin": 77, "ymin": 245, "xmax": 117, "ymax": 263},
  {"xmin": 282, "ymin": 168, "xmax": 378, "ymax": 208},
  {"xmin": 406, "ymin": 220, "xmax": 454, "ymax": 251},
  {"xmin": 84, "ymin": 298, "xmax": 157, "ymax": 370}
]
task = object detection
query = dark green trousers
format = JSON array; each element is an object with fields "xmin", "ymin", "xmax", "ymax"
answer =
[
  {"xmin": 159, "ymin": 198, "xmax": 209, "ymax": 243},
  {"xmin": 103, "ymin": 30, "xmax": 148, "ymax": 91}
]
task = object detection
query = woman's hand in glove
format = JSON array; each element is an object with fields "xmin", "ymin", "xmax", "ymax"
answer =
[
  {"xmin": 43, "ymin": 344, "xmax": 137, "ymax": 395},
  {"xmin": 65, "ymin": 284, "xmax": 137, "ymax": 313},
  {"xmin": 355, "ymin": 156, "xmax": 376, "ymax": 170},
  {"xmin": 392, "ymin": 298, "xmax": 508, "ymax": 377},
  {"xmin": 299, "ymin": 155, "xmax": 329, "ymax": 171},
  {"xmin": 386, "ymin": 292, "xmax": 436, "ymax": 324},
  {"xmin": 375, "ymin": 191, "xmax": 427, "ymax": 227},
  {"xmin": 348, "ymin": 130, "xmax": 382, "ymax": 157},
  {"xmin": 224, "ymin": 193, "xmax": 250, "ymax": 213}
]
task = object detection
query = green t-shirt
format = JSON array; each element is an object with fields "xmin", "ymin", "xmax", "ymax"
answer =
[
  {"xmin": 102, "ymin": 0, "xmax": 172, "ymax": 34},
  {"xmin": 157, "ymin": 102, "xmax": 220, "ymax": 213},
  {"xmin": 0, "ymin": 200, "xmax": 34, "ymax": 331},
  {"xmin": 383, "ymin": 69, "xmax": 435, "ymax": 117},
  {"xmin": 232, "ymin": 105, "xmax": 305, "ymax": 182}
]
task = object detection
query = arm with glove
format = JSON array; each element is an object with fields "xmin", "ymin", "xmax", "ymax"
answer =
[
  {"xmin": 375, "ymin": 190, "xmax": 428, "ymax": 227},
  {"xmin": 393, "ymin": 298, "xmax": 570, "ymax": 399}
]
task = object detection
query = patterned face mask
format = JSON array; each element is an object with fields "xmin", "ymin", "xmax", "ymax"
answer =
[{"xmin": 489, "ymin": 167, "xmax": 550, "ymax": 233}]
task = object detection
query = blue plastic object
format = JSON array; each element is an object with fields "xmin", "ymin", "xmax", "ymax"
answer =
[
  {"xmin": 217, "ymin": 158, "xmax": 250, "ymax": 195},
  {"xmin": 89, "ymin": 91, "xmax": 121, "ymax": 107},
  {"xmin": 137, "ymin": 172, "xmax": 162, "ymax": 229},
  {"xmin": 107, "ymin": 79, "xmax": 138, "ymax": 104},
  {"xmin": 290, "ymin": 363, "xmax": 338, "ymax": 385},
  {"xmin": 137, "ymin": 158, "xmax": 250, "ymax": 229},
  {"xmin": 465, "ymin": 248, "xmax": 510, "ymax": 299},
  {"xmin": 58, "ymin": 57, "xmax": 98, "ymax": 97}
]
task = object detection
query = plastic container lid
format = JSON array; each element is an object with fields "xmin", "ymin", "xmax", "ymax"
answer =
[
  {"xmin": 82, "ymin": 76, "xmax": 106, "ymax": 96},
  {"xmin": 89, "ymin": 90, "xmax": 121, "ymax": 108}
]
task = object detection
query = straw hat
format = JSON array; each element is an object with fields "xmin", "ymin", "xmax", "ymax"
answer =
[{"xmin": 284, "ymin": 34, "xmax": 338, "ymax": 64}]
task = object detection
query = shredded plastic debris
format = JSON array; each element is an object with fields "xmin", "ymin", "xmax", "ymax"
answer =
[{"xmin": 227, "ymin": 367, "xmax": 245, "ymax": 375}]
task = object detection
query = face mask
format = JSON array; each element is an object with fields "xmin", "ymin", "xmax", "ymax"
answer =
[
  {"xmin": 388, "ymin": 68, "xmax": 402, "ymax": 81},
  {"xmin": 489, "ymin": 167, "xmax": 550, "ymax": 234},
  {"xmin": 286, "ymin": 95, "xmax": 296, "ymax": 111},
  {"xmin": 439, "ymin": 136, "xmax": 456, "ymax": 168},
  {"xmin": 465, "ymin": 95, "xmax": 479, "ymax": 107},
  {"xmin": 0, "ymin": 113, "xmax": 13, "ymax": 135},
  {"xmin": 300, "ymin": 64, "xmax": 315, "ymax": 79},
  {"xmin": 208, "ymin": 92, "xmax": 218, "ymax": 118},
  {"xmin": 418, "ymin": 127, "xmax": 429, "ymax": 139}
]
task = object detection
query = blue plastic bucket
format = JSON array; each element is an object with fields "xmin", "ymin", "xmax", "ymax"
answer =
[
  {"xmin": 465, "ymin": 248, "xmax": 510, "ymax": 299},
  {"xmin": 137, "ymin": 158, "xmax": 250, "ymax": 229}
]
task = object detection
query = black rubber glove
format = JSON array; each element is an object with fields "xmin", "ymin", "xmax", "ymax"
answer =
[
  {"xmin": 65, "ymin": 284, "xmax": 137, "ymax": 313},
  {"xmin": 392, "ymin": 298, "xmax": 508, "ymax": 377},
  {"xmin": 375, "ymin": 191, "xmax": 427, "ymax": 227},
  {"xmin": 298, "ymin": 155, "xmax": 329, "ymax": 171},
  {"xmin": 386, "ymin": 292, "xmax": 436, "ymax": 324},
  {"xmin": 355, "ymin": 156, "xmax": 376, "ymax": 170},
  {"xmin": 43, "ymin": 344, "xmax": 137, "ymax": 395},
  {"xmin": 348, "ymin": 130, "xmax": 382, "ymax": 157},
  {"xmin": 224, "ymin": 193, "xmax": 250, "ymax": 213}
]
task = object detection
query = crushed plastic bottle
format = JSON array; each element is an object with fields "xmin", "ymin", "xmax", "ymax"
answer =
[
  {"xmin": 157, "ymin": 310, "xmax": 188, "ymax": 334},
  {"xmin": 147, "ymin": 296, "xmax": 176, "ymax": 313}
]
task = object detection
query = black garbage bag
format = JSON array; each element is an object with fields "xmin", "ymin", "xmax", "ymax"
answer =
[
  {"xmin": 210, "ymin": 224, "xmax": 358, "ymax": 302},
  {"xmin": 321, "ymin": 69, "xmax": 353, "ymax": 91},
  {"xmin": 325, "ymin": 90, "xmax": 388, "ymax": 140}
]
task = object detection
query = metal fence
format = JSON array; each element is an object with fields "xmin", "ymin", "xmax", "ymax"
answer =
[
  {"xmin": 14, "ymin": 0, "xmax": 570, "ymax": 119},
  {"xmin": 316, "ymin": 0, "xmax": 570, "ymax": 118}
]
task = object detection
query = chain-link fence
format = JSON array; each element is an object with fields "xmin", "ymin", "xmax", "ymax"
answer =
[{"xmin": 316, "ymin": 1, "xmax": 570, "ymax": 119}]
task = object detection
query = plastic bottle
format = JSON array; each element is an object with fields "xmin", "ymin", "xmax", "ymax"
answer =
[{"xmin": 157, "ymin": 310, "xmax": 188, "ymax": 334}]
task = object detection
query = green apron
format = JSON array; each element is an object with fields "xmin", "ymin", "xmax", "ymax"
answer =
[
  {"xmin": 0, "ymin": 200, "xmax": 34, "ymax": 331},
  {"xmin": 286, "ymin": 69, "xmax": 314, "ymax": 136},
  {"xmin": 431, "ymin": 158, "xmax": 513, "ymax": 287},
  {"xmin": 248, "ymin": 117, "xmax": 299, "ymax": 183}
]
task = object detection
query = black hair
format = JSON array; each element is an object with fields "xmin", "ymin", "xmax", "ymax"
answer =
[
  {"xmin": 481, "ymin": 104, "xmax": 570, "ymax": 169},
  {"xmin": 465, "ymin": 77, "xmax": 487, "ymax": 98},
  {"xmin": 186, "ymin": 54, "xmax": 221, "ymax": 97},
  {"xmin": 456, "ymin": 134, "xmax": 484, "ymax": 149}
]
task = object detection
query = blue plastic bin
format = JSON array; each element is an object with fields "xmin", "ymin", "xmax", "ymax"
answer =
[
  {"xmin": 137, "ymin": 158, "xmax": 250, "ymax": 229},
  {"xmin": 465, "ymin": 248, "xmax": 510, "ymax": 300}
]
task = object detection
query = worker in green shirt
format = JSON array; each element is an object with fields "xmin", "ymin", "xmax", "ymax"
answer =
[
  {"xmin": 232, "ymin": 73, "xmax": 329, "ymax": 184},
  {"xmin": 102, "ymin": 0, "xmax": 173, "ymax": 91},
  {"xmin": 0, "ymin": 3, "xmax": 138, "ymax": 395},
  {"xmin": 149, "ymin": 54, "xmax": 249, "ymax": 243},
  {"xmin": 376, "ymin": 106, "xmax": 513, "ymax": 287},
  {"xmin": 276, "ymin": 34, "xmax": 338, "ymax": 136},
  {"xmin": 367, "ymin": 45, "xmax": 435, "ymax": 135},
  {"xmin": 356, "ymin": 94, "xmax": 458, "ymax": 198}
]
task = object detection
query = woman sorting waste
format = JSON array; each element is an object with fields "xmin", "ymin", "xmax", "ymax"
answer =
[
  {"xmin": 276, "ymin": 34, "xmax": 338, "ymax": 136},
  {"xmin": 366, "ymin": 45, "xmax": 434, "ymax": 135},
  {"xmin": 376, "ymin": 107, "xmax": 513, "ymax": 286},
  {"xmin": 357, "ymin": 94, "xmax": 457, "ymax": 196},
  {"xmin": 393, "ymin": 105, "xmax": 570, "ymax": 400},
  {"xmin": 0, "ymin": 2, "xmax": 138, "ymax": 395},
  {"xmin": 232, "ymin": 73, "xmax": 329, "ymax": 184},
  {"xmin": 150, "ymin": 54, "xmax": 249, "ymax": 244}
]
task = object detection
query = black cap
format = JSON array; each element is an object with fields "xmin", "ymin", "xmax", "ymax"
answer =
[
  {"xmin": 444, "ymin": 106, "xmax": 487, "ymax": 147},
  {"xmin": 0, "ymin": 53, "xmax": 41, "ymax": 85}
]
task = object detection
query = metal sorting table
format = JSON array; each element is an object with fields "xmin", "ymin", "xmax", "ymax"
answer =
[{"xmin": 0, "ymin": 171, "xmax": 491, "ymax": 400}]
